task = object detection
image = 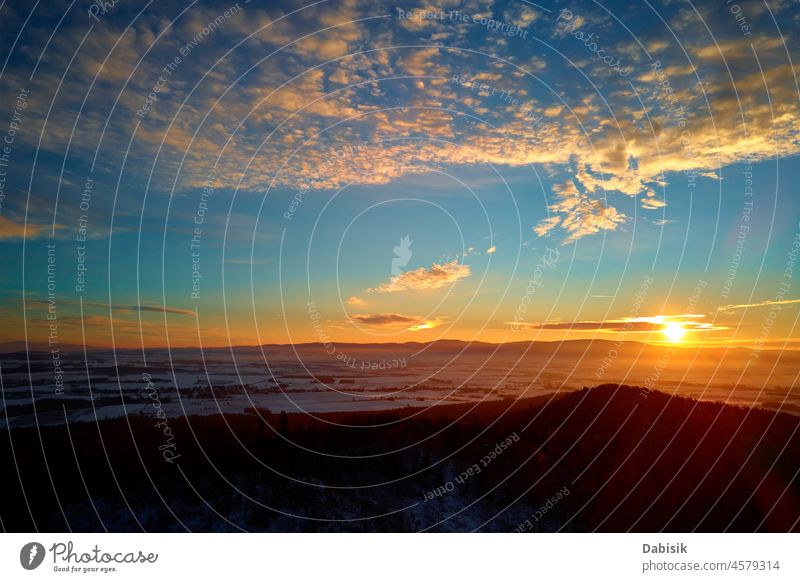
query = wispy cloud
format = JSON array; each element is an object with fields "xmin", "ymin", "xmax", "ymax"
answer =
[
  {"xmin": 719, "ymin": 299, "xmax": 800, "ymax": 313},
  {"xmin": 534, "ymin": 179, "xmax": 627, "ymax": 243},
  {"xmin": 115, "ymin": 303, "xmax": 197, "ymax": 316},
  {"xmin": 0, "ymin": 216, "xmax": 44, "ymax": 239},
  {"xmin": 28, "ymin": 299, "xmax": 196, "ymax": 316},
  {"xmin": 347, "ymin": 296, "xmax": 367, "ymax": 308},
  {"xmin": 512, "ymin": 315, "xmax": 722, "ymax": 332}
]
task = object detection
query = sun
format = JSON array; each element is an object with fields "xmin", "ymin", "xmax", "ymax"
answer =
[{"xmin": 662, "ymin": 321, "xmax": 687, "ymax": 343}]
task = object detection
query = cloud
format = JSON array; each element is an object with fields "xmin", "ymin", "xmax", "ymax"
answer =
[
  {"xmin": 641, "ymin": 196, "xmax": 667, "ymax": 210},
  {"xmin": 28, "ymin": 299, "xmax": 196, "ymax": 316},
  {"xmin": 4, "ymin": 0, "xmax": 800, "ymax": 249},
  {"xmin": 533, "ymin": 216, "xmax": 561, "ymax": 237},
  {"xmin": 406, "ymin": 318, "xmax": 444, "ymax": 331},
  {"xmin": 120, "ymin": 304, "xmax": 197, "ymax": 316},
  {"xmin": 349, "ymin": 313, "xmax": 443, "ymax": 331},
  {"xmin": 513, "ymin": 315, "xmax": 722, "ymax": 332},
  {"xmin": 350, "ymin": 313, "xmax": 418, "ymax": 326},
  {"xmin": 347, "ymin": 296, "xmax": 366, "ymax": 308},
  {"xmin": 83, "ymin": 301, "xmax": 196, "ymax": 316},
  {"xmin": 486, "ymin": 245, "xmax": 497, "ymax": 254},
  {"xmin": 718, "ymin": 298, "xmax": 800, "ymax": 313},
  {"xmin": 514, "ymin": 320, "xmax": 662, "ymax": 332},
  {"xmin": 370, "ymin": 260, "xmax": 471, "ymax": 292},
  {"xmin": 535, "ymin": 180, "xmax": 627, "ymax": 243},
  {"xmin": 0, "ymin": 216, "xmax": 43, "ymax": 239}
]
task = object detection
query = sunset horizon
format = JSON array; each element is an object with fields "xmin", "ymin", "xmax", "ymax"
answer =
[{"xmin": 2, "ymin": 0, "xmax": 800, "ymax": 550}]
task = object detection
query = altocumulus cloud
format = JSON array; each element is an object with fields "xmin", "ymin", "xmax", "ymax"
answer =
[{"xmin": 2, "ymin": 0, "xmax": 799, "ymax": 246}]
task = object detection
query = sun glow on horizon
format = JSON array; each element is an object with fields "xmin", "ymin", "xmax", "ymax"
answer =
[{"xmin": 662, "ymin": 321, "xmax": 688, "ymax": 343}]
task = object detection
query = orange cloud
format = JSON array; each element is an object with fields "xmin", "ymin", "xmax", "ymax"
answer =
[
  {"xmin": 535, "ymin": 180, "xmax": 627, "ymax": 243},
  {"xmin": 513, "ymin": 315, "xmax": 724, "ymax": 332},
  {"xmin": 349, "ymin": 313, "xmax": 443, "ymax": 331},
  {"xmin": 369, "ymin": 260, "xmax": 471, "ymax": 292},
  {"xmin": 347, "ymin": 296, "xmax": 366, "ymax": 308},
  {"xmin": 719, "ymin": 299, "xmax": 800, "ymax": 313},
  {"xmin": 0, "ymin": 216, "xmax": 43, "ymax": 239}
]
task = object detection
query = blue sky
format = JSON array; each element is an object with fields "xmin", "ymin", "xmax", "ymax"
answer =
[{"xmin": 0, "ymin": 0, "xmax": 798, "ymax": 347}]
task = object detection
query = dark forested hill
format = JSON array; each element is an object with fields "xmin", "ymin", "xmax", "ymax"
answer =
[{"xmin": 2, "ymin": 385, "xmax": 798, "ymax": 532}]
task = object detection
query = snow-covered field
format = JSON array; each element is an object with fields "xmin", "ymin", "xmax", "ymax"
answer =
[{"xmin": 2, "ymin": 341, "xmax": 798, "ymax": 428}]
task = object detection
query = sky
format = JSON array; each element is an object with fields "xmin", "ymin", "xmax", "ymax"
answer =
[{"xmin": 0, "ymin": 0, "xmax": 798, "ymax": 349}]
